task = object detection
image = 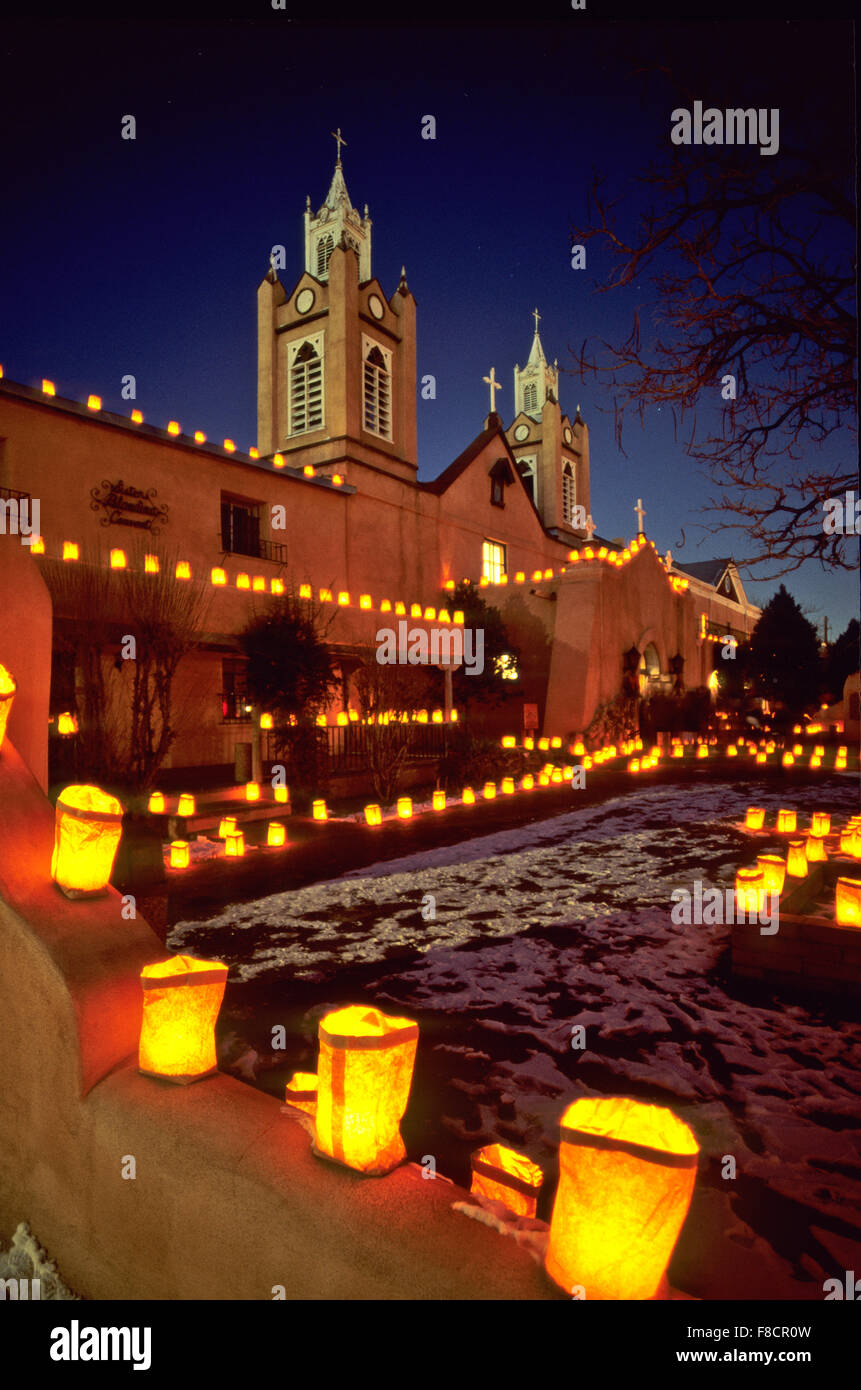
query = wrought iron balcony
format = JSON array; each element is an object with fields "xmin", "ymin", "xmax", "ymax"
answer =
[{"xmin": 218, "ymin": 533, "xmax": 288, "ymax": 565}]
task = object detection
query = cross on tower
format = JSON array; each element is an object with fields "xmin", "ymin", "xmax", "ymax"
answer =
[
  {"xmin": 331, "ymin": 128, "xmax": 347, "ymax": 163},
  {"xmin": 635, "ymin": 497, "xmax": 646, "ymax": 534},
  {"xmin": 483, "ymin": 367, "xmax": 502, "ymax": 414},
  {"xmin": 532, "ymin": 307, "xmax": 541, "ymax": 333},
  {"xmin": 584, "ymin": 514, "xmax": 596, "ymax": 540}
]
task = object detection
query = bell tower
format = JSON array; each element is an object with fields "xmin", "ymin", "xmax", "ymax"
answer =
[
  {"xmin": 505, "ymin": 311, "xmax": 591, "ymax": 540},
  {"xmin": 256, "ymin": 135, "xmax": 417, "ymax": 478},
  {"xmin": 513, "ymin": 309, "xmax": 558, "ymax": 419},
  {"xmin": 304, "ymin": 129, "xmax": 372, "ymax": 284}
]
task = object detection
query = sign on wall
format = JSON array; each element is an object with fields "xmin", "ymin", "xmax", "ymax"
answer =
[
  {"xmin": 523, "ymin": 703, "xmax": 539, "ymax": 730},
  {"xmin": 90, "ymin": 480, "xmax": 169, "ymax": 534}
]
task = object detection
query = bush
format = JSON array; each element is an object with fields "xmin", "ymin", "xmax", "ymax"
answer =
[{"xmin": 438, "ymin": 728, "xmax": 517, "ymax": 789}]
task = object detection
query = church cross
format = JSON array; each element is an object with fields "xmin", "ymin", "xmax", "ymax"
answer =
[
  {"xmin": 532, "ymin": 307, "xmax": 541, "ymax": 333},
  {"xmin": 331, "ymin": 128, "xmax": 348, "ymax": 162},
  {"xmin": 635, "ymin": 497, "xmax": 646, "ymax": 534},
  {"xmin": 483, "ymin": 367, "xmax": 502, "ymax": 414},
  {"xmin": 584, "ymin": 514, "xmax": 596, "ymax": 540}
]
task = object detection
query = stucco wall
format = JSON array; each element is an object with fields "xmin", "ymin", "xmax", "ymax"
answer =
[
  {"xmin": 0, "ymin": 736, "xmax": 552, "ymax": 1300},
  {"xmin": 0, "ymin": 533, "xmax": 52, "ymax": 789}
]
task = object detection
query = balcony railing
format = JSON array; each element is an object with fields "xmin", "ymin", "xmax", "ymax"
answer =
[
  {"xmin": 0, "ymin": 485, "xmax": 31, "ymax": 504},
  {"xmin": 218, "ymin": 534, "xmax": 288, "ymax": 565}
]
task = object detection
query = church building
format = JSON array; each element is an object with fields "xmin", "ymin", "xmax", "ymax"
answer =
[{"xmin": 0, "ymin": 139, "xmax": 760, "ymax": 784}]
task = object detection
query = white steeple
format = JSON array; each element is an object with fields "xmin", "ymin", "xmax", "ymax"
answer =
[
  {"xmin": 304, "ymin": 130, "xmax": 372, "ymax": 283},
  {"xmin": 513, "ymin": 309, "xmax": 559, "ymax": 420}
]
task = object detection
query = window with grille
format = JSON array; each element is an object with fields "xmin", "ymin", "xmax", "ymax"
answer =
[
  {"xmin": 562, "ymin": 461, "xmax": 575, "ymax": 525},
  {"xmin": 316, "ymin": 234, "xmax": 334, "ymax": 278},
  {"xmin": 363, "ymin": 343, "xmax": 391, "ymax": 439},
  {"xmin": 482, "ymin": 539, "xmax": 506, "ymax": 584},
  {"xmin": 289, "ymin": 340, "xmax": 324, "ymax": 435},
  {"xmin": 523, "ymin": 382, "xmax": 538, "ymax": 413},
  {"xmin": 221, "ymin": 495, "xmax": 261, "ymax": 558}
]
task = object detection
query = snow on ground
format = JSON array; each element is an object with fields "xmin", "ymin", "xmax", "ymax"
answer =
[{"xmin": 170, "ymin": 777, "xmax": 861, "ymax": 1297}]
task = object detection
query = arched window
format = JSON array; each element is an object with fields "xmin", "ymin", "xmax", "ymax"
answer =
[
  {"xmin": 523, "ymin": 382, "xmax": 538, "ymax": 413},
  {"xmin": 517, "ymin": 457, "xmax": 536, "ymax": 505},
  {"xmin": 562, "ymin": 461, "xmax": 575, "ymax": 525},
  {"xmin": 638, "ymin": 643, "xmax": 662, "ymax": 694},
  {"xmin": 316, "ymin": 234, "xmax": 334, "ymax": 278},
  {"xmin": 289, "ymin": 340, "xmax": 324, "ymax": 435},
  {"xmin": 363, "ymin": 343, "xmax": 391, "ymax": 438}
]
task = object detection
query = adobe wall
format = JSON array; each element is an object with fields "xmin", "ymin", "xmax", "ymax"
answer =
[
  {"xmin": 0, "ymin": 536, "xmax": 51, "ymax": 790},
  {"xmin": 0, "ymin": 572, "xmax": 553, "ymax": 1298},
  {"xmin": 491, "ymin": 543, "xmax": 702, "ymax": 736}
]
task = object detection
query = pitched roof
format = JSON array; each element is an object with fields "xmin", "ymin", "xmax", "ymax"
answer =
[
  {"xmin": 672, "ymin": 558, "xmax": 733, "ymax": 585},
  {"xmin": 420, "ymin": 423, "xmax": 505, "ymax": 495}
]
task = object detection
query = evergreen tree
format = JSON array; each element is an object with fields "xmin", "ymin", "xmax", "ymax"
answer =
[
  {"xmin": 442, "ymin": 581, "xmax": 521, "ymax": 714},
  {"xmin": 746, "ymin": 586, "xmax": 821, "ymax": 716}
]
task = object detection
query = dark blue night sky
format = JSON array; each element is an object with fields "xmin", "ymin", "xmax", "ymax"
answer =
[{"xmin": 1, "ymin": 16, "xmax": 856, "ymax": 633}]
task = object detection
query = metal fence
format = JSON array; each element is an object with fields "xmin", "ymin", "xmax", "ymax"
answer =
[{"xmin": 259, "ymin": 722, "xmax": 450, "ymax": 773}]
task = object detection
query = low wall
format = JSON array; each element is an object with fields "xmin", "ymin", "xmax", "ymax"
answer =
[
  {"xmin": 731, "ymin": 865, "xmax": 861, "ymax": 999},
  {"xmin": 0, "ymin": 738, "xmax": 553, "ymax": 1300}
]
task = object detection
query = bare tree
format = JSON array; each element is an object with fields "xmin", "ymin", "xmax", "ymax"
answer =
[
  {"xmin": 42, "ymin": 550, "xmax": 211, "ymax": 788},
  {"xmin": 353, "ymin": 659, "xmax": 437, "ymax": 804},
  {"xmin": 571, "ymin": 127, "xmax": 856, "ymax": 577}
]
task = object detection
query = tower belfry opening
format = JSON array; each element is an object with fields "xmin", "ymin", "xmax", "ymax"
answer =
[{"xmin": 304, "ymin": 129, "xmax": 372, "ymax": 283}]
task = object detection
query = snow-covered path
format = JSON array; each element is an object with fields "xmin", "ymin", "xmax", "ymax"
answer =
[{"xmin": 171, "ymin": 777, "xmax": 861, "ymax": 1298}]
